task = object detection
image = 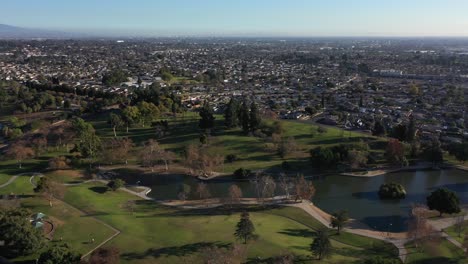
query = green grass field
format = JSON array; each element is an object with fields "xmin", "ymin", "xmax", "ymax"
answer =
[
  {"xmin": 90, "ymin": 112, "xmax": 385, "ymax": 174},
  {"xmin": 1, "ymin": 172, "xmax": 400, "ymax": 263},
  {"xmin": 405, "ymin": 239, "xmax": 466, "ymax": 264},
  {"xmin": 61, "ymin": 181, "xmax": 398, "ymax": 264}
]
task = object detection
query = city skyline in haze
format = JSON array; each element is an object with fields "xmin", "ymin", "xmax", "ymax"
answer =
[{"xmin": 2, "ymin": 0, "xmax": 468, "ymax": 37}]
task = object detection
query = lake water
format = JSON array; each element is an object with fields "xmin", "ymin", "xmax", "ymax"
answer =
[{"xmin": 121, "ymin": 169, "xmax": 468, "ymax": 232}]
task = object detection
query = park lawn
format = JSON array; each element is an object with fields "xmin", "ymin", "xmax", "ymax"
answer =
[
  {"xmin": 90, "ymin": 112, "xmax": 385, "ymax": 174},
  {"xmin": 0, "ymin": 176, "xmax": 117, "ymax": 262},
  {"xmin": 44, "ymin": 169, "xmax": 86, "ymax": 184},
  {"xmin": 445, "ymin": 221, "xmax": 468, "ymax": 244},
  {"xmin": 63, "ymin": 182, "xmax": 399, "ymax": 264},
  {"xmin": 0, "ymin": 173, "xmax": 12, "ymax": 185},
  {"xmin": 405, "ymin": 238, "xmax": 466, "ymax": 264}
]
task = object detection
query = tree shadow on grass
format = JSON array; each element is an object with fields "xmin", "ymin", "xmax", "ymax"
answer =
[
  {"xmin": 88, "ymin": 186, "xmax": 108, "ymax": 194},
  {"xmin": 121, "ymin": 242, "xmax": 230, "ymax": 260},
  {"xmin": 278, "ymin": 228, "xmax": 317, "ymax": 238},
  {"xmin": 144, "ymin": 204, "xmax": 283, "ymax": 218},
  {"xmin": 245, "ymin": 255, "xmax": 312, "ymax": 264},
  {"xmin": 409, "ymin": 257, "xmax": 461, "ymax": 264}
]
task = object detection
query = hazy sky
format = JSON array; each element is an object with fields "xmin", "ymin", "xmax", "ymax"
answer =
[{"xmin": 2, "ymin": 0, "xmax": 468, "ymax": 37}]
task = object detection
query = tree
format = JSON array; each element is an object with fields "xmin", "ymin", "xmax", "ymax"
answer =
[
  {"xmin": 347, "ymin": 150, "xmax": 368, "ymax": 170},
  {"xmin": 239, "ymin": 101, "xmax": 250, "ymax": 133},
  {"xmin": 426, "ymin": 188, "xmax": 461, "ymax": 216},
  {"xmin": 405, "ymin": 116, "xmax": 417, "ymax": 142},
  {"xmin": 278, "ymin": 137, "xmax": 298, "ymax": 158},
  {"xmin": 224, "ymin": 97, "xmax": 239, "ymax": 128},
  {"xmin": 196, "ymin": 182, "xmax": 211, "ymax": 200},
  {"xmin": 372, "ymin": 120, "xmax": 386, "ymax": 136},
  {"xmin": 122, "ymin": 106, "xmax": 140, "ymax": 132},
  {"xmin": 136, "ymin": 101, "xmax": 160, "ymax": 127},
  {"xmin": 107, "ymin": 179, "xmax": 125, "ymax": 191},
  {"xmin": 31, "ymin": 136, "xmax": 48, "ymax": 156},
  {"xmin": 109, "ymin": 113, "xmax": 124, "ymax": 137},
  {"xmin": 259, "ymin": 175, "xmax": 276, "ymax": 201},
  {"xmin": 454, "ymin": 215, "xmax": 465, "ymax": 238},
  {"xmin": 378, "ymin": 183, "xmax": 406, "ymax": 200},
  {"xmin": 102, "ymin": 69, "xmax": 128, "ymax": 86},
  {"xmin": 102, "ymin": 137, "xmax": 134, "ymax": 165},
  {"xmin": 294, "ymin": 175, "xmax": 316, "ymax": 202},
  {"xmin": 34, "ymin": 177, "xmax": 66, "ymax": 207},
  {"xmin": 177, "ymin": 184, "xmax": 191, "ymax": 201},
  {"xmin": 139, "ymin": 139, "xmax": 175, "ymax": 172},
  {"xmin": 330, "ymin": 210, "xmax": 349, "ymax": 234},
  {"xmin": 185, "ymin": 144, "xmax": 224, "ymax": 177},
  {"xmin": 48, "ymin": 156, "xmax": 70, "ymax": 170},
  {"xmin": 249, "ymin": 102, "xmax": 261, "ymax": 132},
  {"xmin": 38, "ymin": 243, "xmax": 81, "ymax": 264},
  {"xmin": 0, "ymin": 208, "xmax": 45, "ymax": 257},
  {"xmin": 72, "ymin": 118, "xmax": 101, "ymax": 159},
  {"xmin": 422, "ymin": 138, "xmax": 443, "ymax": 166},
  {"xmin": 385, "ymin": 139, "xmax": 406, "ymax": 166},
  {"xmin": 234, "ymin": 212, "xmax": 256, "ymax": 244},
  {"xmin": 310, "ymin": 147, "xmax": 338, "ymax": 169},
  {"xmin": 310, "ymin": 229, "xmax": 331, "ymax": 260},
  {"xmin": 233, "ymin": 168, "xmax": 251, "ymax": 179},
  {"xmin": 408, "ymin": 204, "xmax": 434, "ymax": 250},
  {"xmin": 6, "ymin": 142, "xmax": 35, "ymax": 168},
  {"xmin": 88, "ymin": 247, "xmax": 120, "ymax": 264},
  {"xmin": 279, "ymin": 173, "xmax": 293, "ymax": 199},
  {"xmin": 409, "ymin": 83, "xmax": 420, "ymax": 96},
  {"xmin": 228, "ymin": 184, "xmax": 243, "ymax": 206},
  {"xmin": 199, "ymin": 101, "xmax": 215, "ymax": 131}
]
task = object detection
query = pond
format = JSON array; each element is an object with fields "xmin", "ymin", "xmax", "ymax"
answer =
[{"xmin": 120, "ymin": 169, "xmax": 468, "ymax": 232}]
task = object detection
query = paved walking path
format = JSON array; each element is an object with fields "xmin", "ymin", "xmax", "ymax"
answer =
[
  {"xmin": 0, "ymin": 175, "xmax": 19, "ymax": 188},
  {"xmin": 289, "ymin": 201, "xmax": 410, "ymax": 262}
]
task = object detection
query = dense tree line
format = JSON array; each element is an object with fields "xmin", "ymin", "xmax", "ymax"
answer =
[{"xmin": 224, "ymin": 97, "xmax": 262, "ymax": 134}]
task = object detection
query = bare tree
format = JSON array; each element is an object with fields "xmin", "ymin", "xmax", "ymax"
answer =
[
  {"xmin": 185, "ymin": 144, "xmax": 224, "ymax": 177},
  {"xmin": 31, "ymin": 135, "xmax": 48, "ymax": 156},
  {"xmin": 294, "ymin": 175, "xmax": 316, "ymax": 202},
  {"xmin": 34, "ymin": 177, "xmax": 66, "ymax": 207},
  {"xmin": 278, "ymin": 173, "xmax": 293, "ymax": 200},
  {"xmin": 408, "ymin": 204, "xmax": 437, "ymax": 251},
  {"xmin": 48, "ymin": 156, "xmax": 70, "ymax": 170},
  {"xmin": 454, "ymin": 214, "xmax": 466, "ymax": 238},
  {"xmin": 259, "ymin": 175, "xmax": 276, "ymax": 202},
  {"xmin": 6, "ymin": 142, "xmax": 35, "ymax": 168},
  {"xmin": 139, "ymin": 139, "xmax": 174, "ymax": 172},
  {"xmin": 228, "ymin": 184, "xmax": 243, "ymax": 206},
  {"xmin": 196, "ymin": 182, "xmax": 211, "ymax": 200},
  {"xmin": 103, "ymin": 137, "xmax": 134, "ymax": 165}
]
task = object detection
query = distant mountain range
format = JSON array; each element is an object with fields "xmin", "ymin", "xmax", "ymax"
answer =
[{"xmin": 0, "ymin": 24, "xmax": 84, "ymax": 39}]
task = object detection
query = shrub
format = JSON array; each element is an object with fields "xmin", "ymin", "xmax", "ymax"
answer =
[
  {"xmin": 48, "ymin": 156, "xmax": 70, "ymax": 170},
  {"xmin": 225, "ymin": 154, "xmax": 238, "ymax": 163},
  {"xmin": 233, "ymin": 168, "xmax": 251, "ymax": 179},
  {"xmin": 107, "ymin": 179, "xmax": 125, "ymax": 191},
  {"xmin": 378, "ymin": 183, "xmax": 406, "ymax": 199}
]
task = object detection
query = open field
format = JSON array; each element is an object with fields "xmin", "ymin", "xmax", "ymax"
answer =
[
  {"xmin": 63, "ymin": 181, "xmax": 399, "ymax": 263},
  {"xmin": 0, "ymin": 174, "xmax": 117, "ymax": 263},
  {"xmin": 405, "ymin": 239, "xmax": 466, "ymax": 264},
  {"xmin": 0, "ymin": 167, "xmax": 400, "ymax": 263},
  {"xmin": 89, "ymin": 112, "xmax": 386, "ymax": 174}
]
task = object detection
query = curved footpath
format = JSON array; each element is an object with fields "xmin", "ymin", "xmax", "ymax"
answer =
[{"xmin": 2, "ymin": 172, "xmax": 468, "ymax": 262}]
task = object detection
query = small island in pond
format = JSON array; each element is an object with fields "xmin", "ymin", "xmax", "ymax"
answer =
[{"xmin": 378, "ymin": 183, "xmax": 406, "ymax": 200}]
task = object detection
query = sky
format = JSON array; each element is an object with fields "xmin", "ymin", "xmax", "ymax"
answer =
[{"xmin": 2, "ymin": 0, "xmax": 468, "ymax": 37}]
